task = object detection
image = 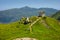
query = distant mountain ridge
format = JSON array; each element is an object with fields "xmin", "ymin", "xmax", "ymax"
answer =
[{"xmin": 0, "ymin": 6, "xmax": 58, "ymax": 23}]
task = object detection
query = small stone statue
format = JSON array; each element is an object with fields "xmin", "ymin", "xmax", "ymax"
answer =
[{"xmin": 38, "ymin": 11, "xmax": 45, "ymax": 17}]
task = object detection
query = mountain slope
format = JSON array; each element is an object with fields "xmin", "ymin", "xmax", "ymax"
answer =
[
  {"xmin": 0, "ymin": 6, "xmax": 58, "ymax": 23},
  {"xmin": 39, "ymin": 8, "xmax": 57, "ymax": 16},
  {"xmin": 0, "ymin": 17, "xmax": 60, "ymax": 40},
  {"xmin": 52, "ymin": 10, "xmax": 60, "ymax": 20}
]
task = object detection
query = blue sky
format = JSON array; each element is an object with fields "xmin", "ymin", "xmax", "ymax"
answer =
[{"xmin": 0, "ymin": 0, "xmax": 60, "ymax": 10}]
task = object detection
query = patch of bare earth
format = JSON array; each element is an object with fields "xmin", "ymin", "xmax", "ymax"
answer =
[{"xmin": 13, "ymin": 37, "xmax": 37, "ymax": 40}]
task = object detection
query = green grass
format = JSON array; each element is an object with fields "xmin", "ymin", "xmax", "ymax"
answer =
[{"xmin": 0, "ymin": 16, "xmax": 60, "ymax": 40}]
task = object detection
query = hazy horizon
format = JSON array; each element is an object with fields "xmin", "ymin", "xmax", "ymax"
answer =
[{"xmin": 0, "ymin": 0, "xmax": 60, "ymax": 11}]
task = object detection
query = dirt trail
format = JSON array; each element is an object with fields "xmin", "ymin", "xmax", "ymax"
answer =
[
  {"xmin": 41, "ymin": 19, "xmax": 58, "ymax": 32},
  {"xmin": 29, "ymin": 17, "xmax": 41, "ymax": 33},
  {"xmin": 29, "ymin": 17, "xmax": 50, "ymax": 33},
  {"xmin": 41, "ymin": 20, "xmax": 50, "ymax": 29}
]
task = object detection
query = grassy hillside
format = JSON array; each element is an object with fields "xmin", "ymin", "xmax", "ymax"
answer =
[{"xmin": 0, "ymin": 16, "xmax": 60, "ymax": 40}]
